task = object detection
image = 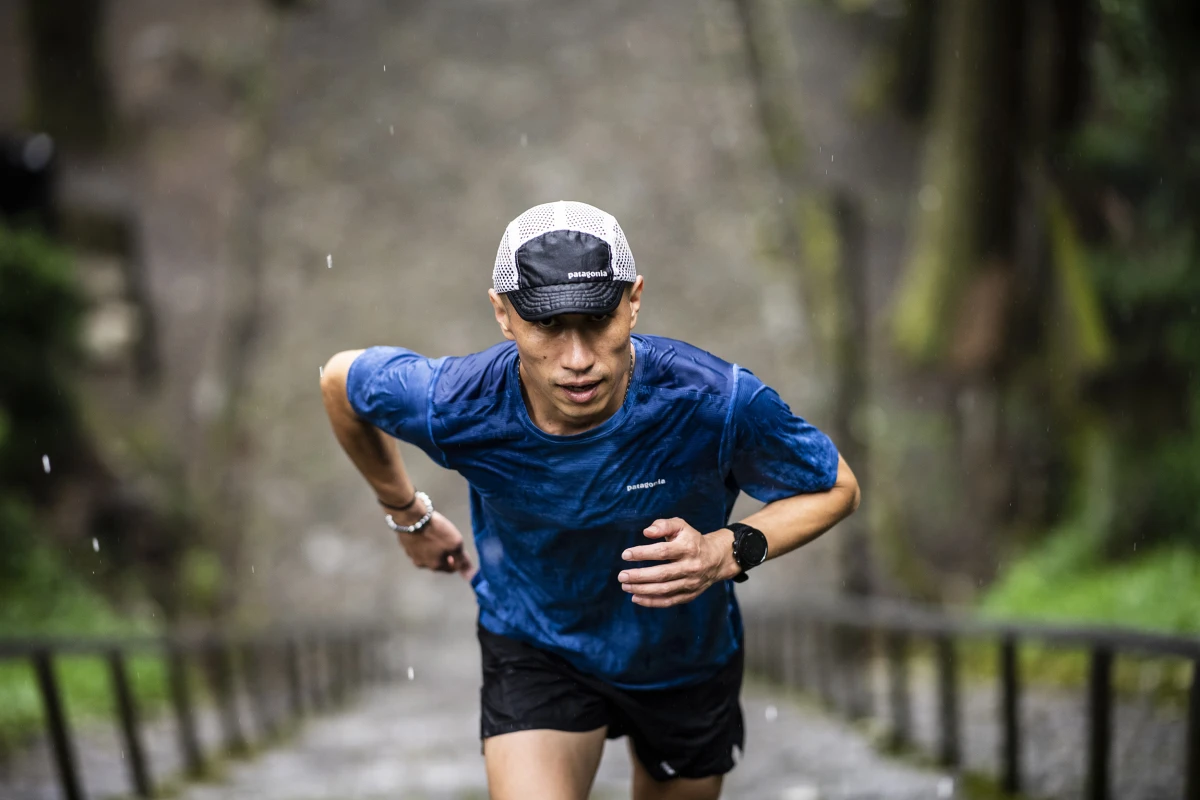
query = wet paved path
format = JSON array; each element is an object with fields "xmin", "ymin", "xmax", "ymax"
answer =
[{"xmin": 178, "ymin": 628, "xmax": 954, "ymax": 800}]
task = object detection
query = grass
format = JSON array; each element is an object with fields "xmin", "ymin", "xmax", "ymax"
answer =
[
  {"xmin": 0, "ymin": 541, "xmax": 169, "ymax": 755},
  {"xmin": 981, "ymin": 540, "xmax": 1200, "ymax": 637},
  {"xmin": 968, "ymin": 536, "xmax": 1200, "ymax": 700}
]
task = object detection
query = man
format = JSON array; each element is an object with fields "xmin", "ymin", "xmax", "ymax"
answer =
[{"xmin": 320, "ymin": 201, "xmax": 860, "ymax": 800}]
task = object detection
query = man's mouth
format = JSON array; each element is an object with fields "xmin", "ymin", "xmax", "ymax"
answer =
[{"xmin": 558, "ymin": 380, "xmax": 602, "ymax": 404}]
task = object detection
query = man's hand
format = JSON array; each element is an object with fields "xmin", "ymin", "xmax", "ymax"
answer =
[
  {"xmin": 617, "ymin": 517, "xmax": 738, "ymax": 607},
  {"xmin": 391, "ymin": 510, "xmax": 475, "ymax": 581}
]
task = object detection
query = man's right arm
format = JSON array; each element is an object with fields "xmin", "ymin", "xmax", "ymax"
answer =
[
  {"xmin": 320, "ymin": 350, "xmax": 472, "ymax": 576},
  {"xmin": 320, "ymin": 350, "xmax": 419, "ymax": 513}
]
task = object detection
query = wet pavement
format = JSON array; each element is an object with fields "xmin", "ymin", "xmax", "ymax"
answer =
[{"xmin": 177, "ymin": 627, "xmax": 955, "ymax": 800}]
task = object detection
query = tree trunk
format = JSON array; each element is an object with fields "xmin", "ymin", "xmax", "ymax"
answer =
[{"xmin": 24, "ymin": 0, "xmax": 114, "ymax": 152}]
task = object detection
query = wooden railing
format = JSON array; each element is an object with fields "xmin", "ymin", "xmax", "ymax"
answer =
[
  {"xmin": 743, "ymin": 598, "xmax": 1200, "ymax": 800},
  {"xmin": 0, "ymin": 623, "xmax": 396, "ymax": 800}
]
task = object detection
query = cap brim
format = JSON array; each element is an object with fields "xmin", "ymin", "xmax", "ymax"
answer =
[{"xmin": 506, "ymin": 281, "xmax": 626, "ymax": 322}]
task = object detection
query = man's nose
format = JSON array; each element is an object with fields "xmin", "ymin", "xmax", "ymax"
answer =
[{"xmin": 562, "ymin": 330, "xmax": 595, "ymax": 373}]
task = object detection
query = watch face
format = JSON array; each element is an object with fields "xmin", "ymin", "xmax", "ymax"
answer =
[{"xmin": 737, "ymin": 529, "xmax": 768, "ymax": 567}]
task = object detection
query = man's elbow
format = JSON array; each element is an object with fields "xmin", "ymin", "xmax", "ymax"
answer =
[
  {"xmin": 846, "ymin": 481, "xmax": 861, "ymax": 515},
  {"xmin": 835, "ymin": 455, "xmax": 861, "ymax": 517}
]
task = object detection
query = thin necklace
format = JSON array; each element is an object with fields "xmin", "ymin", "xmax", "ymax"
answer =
[{"xmin": 518, "ymin": 345, "xmax": 636, "ymax": 406}]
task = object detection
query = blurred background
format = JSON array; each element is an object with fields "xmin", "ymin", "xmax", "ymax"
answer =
[{"xmin": 1, "ymin": 0, "xmax": 1198, "ymax": 797}]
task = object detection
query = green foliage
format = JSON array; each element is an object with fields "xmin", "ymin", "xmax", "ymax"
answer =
[
  {"xmin": 0, "ymin": 224, "xmax": 86, "ymax": 581},
  {"xmin": 983, "ymin": 532, "xmax": 1200, "ymax": 636},
  {"xmin": 0, "ymin": 538, "xmax": 166, "ymax": 753},
  {"xmin": 1055, "ymin": 0, "xmax": 1200, "ymax": 555},
  {"xmin": 0, "ymin": 224, "xmax": 85, "ymax": 482}
]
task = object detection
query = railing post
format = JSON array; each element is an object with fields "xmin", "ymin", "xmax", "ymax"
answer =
[
  {"xmin": 1086, "ymin": 647, "xmax": 1113, "ymax": 800},
  {"xmin": 814, "ymin": 621, "xmax": 834, "ymax": 709},
  {"xmin": 166, "ymin": 644, "xmax": 204, "ymax": 777},
  {"xmin": 286, "ymin": 637, "xmax": 305, "ymax": 719},
  {"xmin": 32, "ymin": 650, "xmax": 85, "ymax": 800},
  {"xmin": 350, "ymin": 634, "xmax": 363, "ymax": 696},
  {"xmin": 330, "ymin": 636, "xmax": 345, "ymax": 706},
  {"xmin": 781, "ymin": 612, "xmax": 797, "ymax": 690},
  {"xmin": 107, "ymin": 650, "xmax": 152, "ymax": 797},
  {"xmin": 330, "ymin": 636, "xmax": 341, "ymax": 704},
  {"xmin": 768, "ymin": 612, "xmax": 784, "ymax": 684},
  {"xmin": 886, "ymin": 631, "xmax": 911, "ymax": 750},
  {"xmin": 1000, "ymin": 636, "xmax": 1022, "ymax": 795},
  {"xmin": 1185, "ymin": 657, "xmax": 1200, "ymax": 800},
  {"xmin": 241, "ymin": 642, "xmax": 276, "ymax": 741},
  {"xmin": 745, "ymin": 616, "xmax": 758, "ymax": 674},
  {"xmin": 205, "ymin": 641, "xmax": 247, "ymax": 755},
  {"xmin": 310, "ymin": 637, "xmax": 327, "ymax": 711},
  {"xmin": 935, "ymin": 634, "xmax": 961, "ymax": 768}
]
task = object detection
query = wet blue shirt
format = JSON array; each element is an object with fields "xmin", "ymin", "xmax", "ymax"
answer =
[{"xmin": 347, "ymin": 334, "xmax": 839, "ymax": 689}]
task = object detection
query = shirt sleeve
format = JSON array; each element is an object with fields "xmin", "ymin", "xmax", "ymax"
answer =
[
  {"xmin": 728, "ymin": 367, "xmax": 840, "ymax": 503},
  {"xmin": 345, "ymin": 346, "xmax": 441, "ymax": 453}
]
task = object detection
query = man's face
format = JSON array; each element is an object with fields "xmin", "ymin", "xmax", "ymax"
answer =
[{"xmin": 489, "ymin": 277, "xmax": 643, "ymax": 428}]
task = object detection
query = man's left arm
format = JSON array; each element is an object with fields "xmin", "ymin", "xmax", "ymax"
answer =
[
  {"xmin": 619, "ymin": 371, "xmax": 859, "ymax": 608},
  {"xmin": 618, "ymin": 455, "xmax": 859, "ymax": 607}
]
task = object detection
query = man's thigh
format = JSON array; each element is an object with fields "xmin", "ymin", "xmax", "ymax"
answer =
[
  {"xmin": 629, "ymin": 739, "xmax": 722, "ymax": 800},
  {"xmin": 484, "ymin": 727, "xmax": 607, "ymax": 800}
]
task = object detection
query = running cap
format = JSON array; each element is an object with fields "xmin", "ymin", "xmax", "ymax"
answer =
[{"xmin": 493, "ymin": 200, "xmax": 636, "ymax": 321}]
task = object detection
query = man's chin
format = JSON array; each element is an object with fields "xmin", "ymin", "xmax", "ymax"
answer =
[{"xmin": 556, "ymin": 392, "xmax": 612, "ymax": 417}]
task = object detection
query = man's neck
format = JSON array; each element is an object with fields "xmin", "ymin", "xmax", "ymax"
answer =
[{"xmin": 519, "ymin": 346, "xmax": 635, "ymax": 436}]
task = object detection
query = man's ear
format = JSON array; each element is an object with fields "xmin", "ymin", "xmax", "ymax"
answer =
[
  {"xmin": 488, "ymin": 289, "xmax": 516, "ymax": 341},
  {"xmin": 627, "ymin": 276, "xmax": 644, "ymax": 331}
]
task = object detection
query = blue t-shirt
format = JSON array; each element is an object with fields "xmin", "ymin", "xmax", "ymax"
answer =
[{"xmin": 347, "ymin": 334, "xmax": 838, "ymax": 689}]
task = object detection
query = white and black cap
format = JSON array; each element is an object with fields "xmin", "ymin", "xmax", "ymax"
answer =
[{"xmin": 493, "ymin": 200, "xmax": 636, "ymax": 321}]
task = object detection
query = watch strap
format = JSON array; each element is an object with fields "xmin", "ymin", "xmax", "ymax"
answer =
[{"xmin": 728, "ymin": 522, "xmax": 766, "ymax": 583}]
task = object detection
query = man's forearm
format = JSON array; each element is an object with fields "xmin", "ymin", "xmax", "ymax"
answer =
[
  {"xmin": 320, "ymin": 350, "xmax": 417, "ymax": 510},
  {"xmin": 711, "ymin": 453, "xmax": 860, "ymax": 578}
]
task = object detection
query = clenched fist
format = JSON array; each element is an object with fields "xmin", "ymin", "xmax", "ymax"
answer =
[
  {"xmin": 617, "ymin": 517, "xmax": 738, "ymax": 607},
  {"xmin": 390, "ymin": 509, "xmax": 475, "ymax": 581}
]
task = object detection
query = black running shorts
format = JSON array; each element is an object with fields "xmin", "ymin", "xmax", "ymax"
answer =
[{"xmin": 478, "ymin": 624, "xmax": 745, "ymax": 782}]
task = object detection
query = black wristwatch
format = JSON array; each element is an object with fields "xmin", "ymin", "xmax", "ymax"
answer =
[{"xmin": 727, "ymin": 522, "xmax": 768, "ymax": 583}]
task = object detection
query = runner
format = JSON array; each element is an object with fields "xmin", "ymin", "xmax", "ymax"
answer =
[{"xmin": 320, "ymin": 200, "xmax": 860, "ymax": 800}]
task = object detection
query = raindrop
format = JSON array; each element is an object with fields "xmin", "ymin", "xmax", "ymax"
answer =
[
  {"xmin": 42, "ymin": 455, "xmax": 51, "ymax": 473},
  {"xmin": 764, "ymin": 705, "xmax": 778, "ymax": 721},
  {"xmin": 520, "ymin": 133, "xmax": 528, "ymax": 147},
  {"xmin": 389, "ymin": 125, "xmax": 394, "ymax": 135},
  {"xmin": 319, "ymin": 365, "xmax": 324, "ymax": 379},
  {"xmin": 92, "ymin": 538, "xmax": 99, "ymax": 552},
  {"xmin": 937, "ymin": 777, "xmax": 955, "ymax": 798},
  {"xmin": 327, "ymin": 254, "xmax": 333, "ymax": 269},
  {"xmin": 251, "ymin": 564, "xmax": 255, "ymax": 573},
  {"xmin": 407, "ymin": 666, "xmax": 415, "ymax": 680},
  {"xmin": 383, "ymin": 64, "xmax": 387, "ymax": 72}
]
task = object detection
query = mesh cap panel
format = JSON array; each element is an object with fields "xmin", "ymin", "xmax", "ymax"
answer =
[{"xmin": 493, "ymin": 201, "xmax": 636, "ymax": 292}]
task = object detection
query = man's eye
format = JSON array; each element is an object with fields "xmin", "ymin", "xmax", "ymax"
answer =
[
  {"xmin": 536, "ymin": 318, "xmax": 559, "ymax": 329},
  {"xmin": 590, "ymin": 314, "xmax": 613, "ymax": 323}
]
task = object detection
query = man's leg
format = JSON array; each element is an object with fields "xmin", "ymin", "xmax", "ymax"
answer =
[
  {"xmin": 484, "ymin": 727, "xmax": 607, "ymax": 800},
  {"xmin": 628, "ymin": 741, "xmax": 723, "ymax": 800}
]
